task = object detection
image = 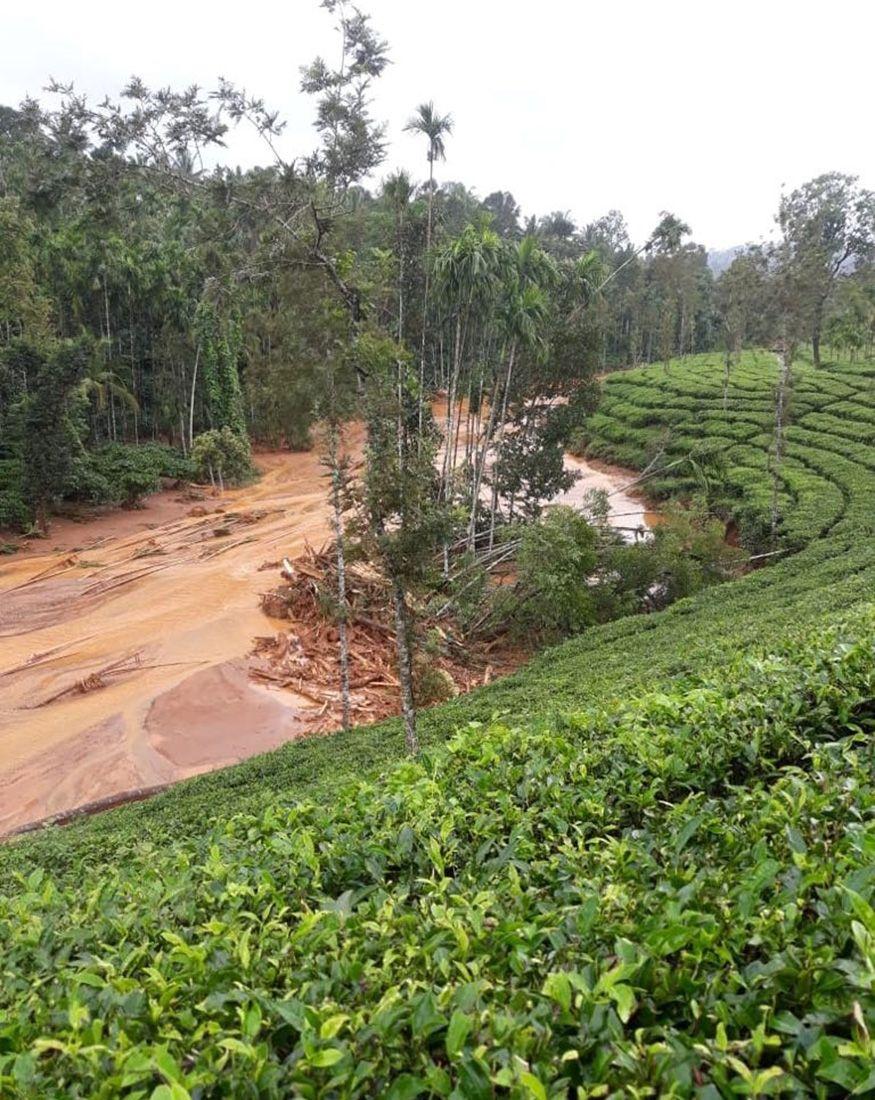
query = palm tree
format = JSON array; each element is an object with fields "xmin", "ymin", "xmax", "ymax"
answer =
[
  {"xmin": 404, "ymin": 102, "xmax": 453, "ymax": 423},
  {"xmin": 433, "ymin": 224, "xmax": 506, "ymax": 500},
  {"xmin": 381, "ymin": 170, "xmax": 414, "ymax": 339},
  {"xmin": 76, "ymin": 362, "xmax": 139, "ymax": 442},
  {"xmin": 484, "ymin": 240, "xmax": 556, "ymax": 547}
]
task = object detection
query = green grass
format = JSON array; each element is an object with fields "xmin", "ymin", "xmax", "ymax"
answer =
[{"xmin": 2, "ymin": 350, "xmax": 875, "ymax": 1095}]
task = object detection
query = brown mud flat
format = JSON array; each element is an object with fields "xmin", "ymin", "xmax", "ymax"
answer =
[
  {"xmin": 0, "ymin": 434, "xmax": 654, "ymax": 837},
  {"xmin": 0, "ymin": 447, "xmax": 343, "ymax": 836}
]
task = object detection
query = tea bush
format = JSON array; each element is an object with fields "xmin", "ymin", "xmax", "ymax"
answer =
[
  {"xmin": 582, "ymin": 350, "xmax": 875, "ymax": 553},
  {"xmin": 1, "ymin": 609, "xmax": 874, "ymax": 1097}
]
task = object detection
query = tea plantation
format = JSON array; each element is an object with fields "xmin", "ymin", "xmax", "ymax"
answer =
[{"xmin": 2, "ymin": 352, "xmax": 875, "ymax": 1097}]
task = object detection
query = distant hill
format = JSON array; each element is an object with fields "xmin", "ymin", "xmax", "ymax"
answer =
[{"xmin": 707, "ymin": 245, "xmax": 744, "ymax": 275}]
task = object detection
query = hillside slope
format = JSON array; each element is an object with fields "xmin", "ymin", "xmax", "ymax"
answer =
[
  {"xmin": 1, "ymin": 608, "xmax": 874, "ymax": 1095},
  {"xmin": 3, "ymin": 351, "xmax": 874, "ymax": 876},
  {"xmin": 1, "ymin": 351, "xmax": 874, "ymax": 1094}
]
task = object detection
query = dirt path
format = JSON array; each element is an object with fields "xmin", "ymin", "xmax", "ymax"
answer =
[{"xmin": 0, "ymin": 435, "xmax": 652, "ymax": 836}]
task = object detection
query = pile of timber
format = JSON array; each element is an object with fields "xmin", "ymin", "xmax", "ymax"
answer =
[{"xmin": 251, "ymin": 543, "xmax": 505, "ymax": 731}]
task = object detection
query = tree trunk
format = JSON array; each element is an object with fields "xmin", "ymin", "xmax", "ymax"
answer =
[
  {"xmin": 770, "ymin": 346, "xmax": 791, "ymax": 540},
  {"xmin": 812, "ymin": 323, "xmax": 822, "ymax": 369},
  {"xmin": 468, "ymin": 370, "xmax": 500, "ymax": 552},
  {"xmin": 327, "ymin": 426, "xmax": 351, "ymax": 730},
  {"xmin": 488, "ymin": 340, "xmax": 516, "ymax": 549},
  {"xmin": 188, "ymin": 342, "xmax": 200, "ymax": 449},
  {"xmin": 418, "ymin": 157, "xmax": 435, "ymax": 435},
  {"xmin": 441, "ymin": 313, "xmax": 463, "ymax": 499},
  {"xmin": 390, "ymin": 572, "xmax": 418, "ymax": 753}
]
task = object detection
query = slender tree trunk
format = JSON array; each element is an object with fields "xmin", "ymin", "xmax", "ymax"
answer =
[
  {"xmin": 129, "ymin": 300, "xmax": 138, "ymax": 444},
  {"xmin": 103, "ymin": 274, "xmax": 111, "ymax": 354},
  {"xmin": 390, "ymin": 571, "xmax": 419, "ymax": 754},
  {"xmin": 327, "ymin": 424, "xmax": 351, "ymax": 730},
  {"xmin": 468, "ymin": 370, "xmax": 501, "ymax": 551},
  {"xmin": 418, "ymin": 156, "xmax": 435, "ymax": 435},
  {"xmin": 723, "ymin": 349, "xmax": 731, "ymax": 413},
  {"xmin": 189, "ymin": 342, "xmax": 200, "ymax": 449},
  {"xmin": 441, "ymin": 313, "xmax": 463, "ymax": 498},
  {"xmin": 770, "ymin": 345, "xmax": 792, "ymax": 540},
  {"xmin": 449, "ymin": 373, "xmax": 468, "ymax": 488},
  {"xmin": 488, "ymin": 340, "xmax": 516, "ymax": 549},
  {"xmin": 397, "ymin": 210, "xmax": 405, "ymax": 340}
]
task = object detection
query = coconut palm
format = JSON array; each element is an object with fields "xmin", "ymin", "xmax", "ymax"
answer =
[{"xmin": 404, "ymin": 102, "xmax": 453, "ymax": 419}]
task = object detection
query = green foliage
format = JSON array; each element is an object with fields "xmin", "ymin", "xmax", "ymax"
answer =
[
  {"xmin": 0, "ymin": 489, "xmax": 29, "ymax": 530},
  {"xmin": 356, "ymin": 332, "xmax": 446, "ymax": 585},
  {"xmin": 512, "ymin": 505, "xmax": 599, "ymax": 639},
  {"xmin": 191, "ymin": 427, "xmax": 253, "ymax": 488},
  {"xmin": 604, "ymin": 504, "xmax": 745, "ymax": 613},
  {"xmin": 195, "ymin": 301, "xmax": 247, "ymax": 438},
  {"xmin": 70, "ymin": 443, "xmax": 196, "ymax": 507},
  {"xmin": 583, "ymin": 350, "xmax": 875, "ymax": 553},
  {"xmin": 0, "ymin": 457, "xmax": 27, "ymax": 529},
  {"xmin": 1, "ymin": 609, "xmax": 874, "ymax": 1095},
  {"xmin": 4, "ymin": 354, "xmax": 873, "ymax": 890},
  {"xmin": 20, "ymin": 340, "xmax": 89, "ymax": 529}
]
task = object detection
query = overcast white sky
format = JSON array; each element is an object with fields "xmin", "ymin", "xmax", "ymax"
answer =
[{"xmin": 3, "ymin": 0, "xmax": 873, "ymax": 249}]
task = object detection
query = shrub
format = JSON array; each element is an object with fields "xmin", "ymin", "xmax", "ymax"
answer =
[
  {"xmin": 0, "ymin": 488, "xmax": 29, "ymax": 530},
  {"xmin": 0, "ymin": 612, "xmax": 874, "ymax": 1096},
  {"xmin": 67, "ymin": 444, "xmax": 197, "ymax": 507},
  {"xmin": 512, "ymin": 505, "xmax": 599, "ymax": 640},
  {"xmin": 191, "ymin": 427, "xmax": 253, "ymax": 488}
]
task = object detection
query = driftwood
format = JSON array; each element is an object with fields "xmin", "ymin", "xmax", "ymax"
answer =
[
  {"xmin": 28, "ymin": 655, "xmax": 205, "ymax": 709},
  {"xmin": 252, "ymin": 542, "xmax": 519, "ymax": 732}
]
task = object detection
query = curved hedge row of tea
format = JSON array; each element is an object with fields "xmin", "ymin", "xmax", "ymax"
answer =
[
  {"xmin": 1, "ymin": 607, "xmax": 874, "ymax": 1096},
  {"xmin": 582, "ymin": 350, "xmax": 875, "ymax": 552}
]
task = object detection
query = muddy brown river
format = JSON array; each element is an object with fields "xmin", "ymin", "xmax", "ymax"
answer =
[{"xmin": 0, "ymin": 435, "xmax": 653, "ymax": 835}]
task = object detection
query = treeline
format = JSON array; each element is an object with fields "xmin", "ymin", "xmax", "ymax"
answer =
[
  {"xmin": 0, "ymin": 108, "xmax": 696, "ymax": 458},
  {"xmin": 2, "ymin": 87, "xmax": 873, "ymax": 482}
]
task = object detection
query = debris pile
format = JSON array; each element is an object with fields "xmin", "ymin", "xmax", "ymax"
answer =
[{"xmin": 251, "ymin": 543, "xmax": 511, "ymax": 731}]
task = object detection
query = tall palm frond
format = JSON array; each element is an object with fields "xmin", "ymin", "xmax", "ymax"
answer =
[
  {"xmin": 403, "ymin": 102, "xmax": 453, "ymax": 165},
  {"xmin": 76, "ymin": 369, "xmax": 139, "ymax": 413}
]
